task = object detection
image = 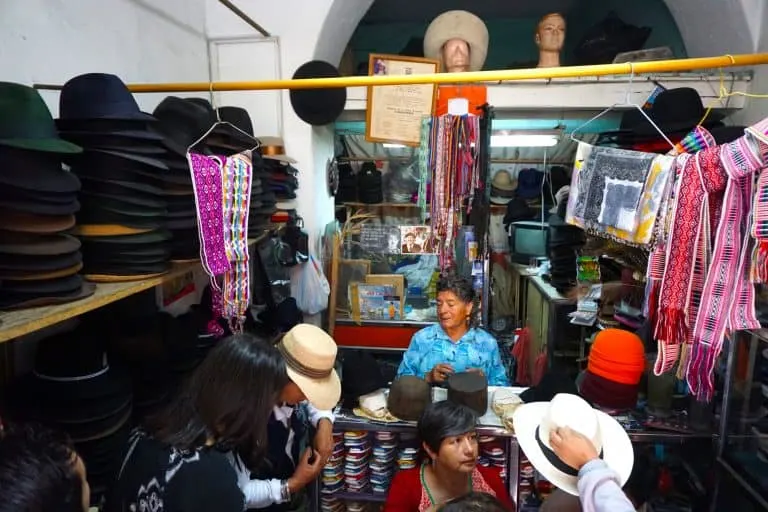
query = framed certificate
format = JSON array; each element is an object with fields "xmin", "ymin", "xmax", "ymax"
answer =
[{"xmin": 365, "ymin": 53, "xmax": 440, "ymax": 147}]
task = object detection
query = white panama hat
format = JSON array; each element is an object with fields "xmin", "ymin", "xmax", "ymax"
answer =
[{"xmin": 512, "ymin": 393, "xmax": 634, "ymax": 495}]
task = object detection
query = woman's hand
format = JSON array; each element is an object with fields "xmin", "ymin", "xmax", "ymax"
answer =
[
  {"xmin": 287, "ymin": 448, "xmax": 324, "ymax": 494},
  {"xmin": 427, "ymin": 363, "xmax": 454, "ymax": 384},
  {"xmin": 549, "ymin": 426, "xmax": 599, "ymax": 471}
]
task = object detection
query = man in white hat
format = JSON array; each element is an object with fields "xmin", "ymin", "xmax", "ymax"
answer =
[
  {"xmin": 235, "ymin": 324, "xmax": 341, "ymax": 510},
  {"xmin": 513, "ymin": 393, "xmax": 636, "ymax": 511}
]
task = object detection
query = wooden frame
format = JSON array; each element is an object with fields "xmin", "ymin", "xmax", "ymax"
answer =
[{"xmin": 365, "ymin": 53, "xmax": 439, "ymax": 147}]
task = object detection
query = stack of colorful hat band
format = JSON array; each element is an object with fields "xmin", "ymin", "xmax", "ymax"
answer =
[
  {"xmin": 0, "ymin": 82, "xmax": 96, "ymax": 309},
  {"xmin": 370, "ymin": 431, "xmax": 398, "ymax": 493},
  {"xmin": 321, "ymin": 432, "xmax": 345, "ymax": 497},
  {"xmin": 343, "ymin": 430, "xmax": 371, "ymax": 493},
  {"xmin": 478, "ymin": 435, "xmax": 507, "ymax": 479},
  {"xmin": 259, "ymin": 136, "xmax": 294, "ymax": 224},
  {"xmin": 396, "ymin": 431, "xmax": 420, "ymax": 470}
]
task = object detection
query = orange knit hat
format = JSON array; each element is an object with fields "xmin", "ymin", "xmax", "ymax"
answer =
[{"xmin": 587, "ymin": 328, "xmax": 646, "ymax": 385}]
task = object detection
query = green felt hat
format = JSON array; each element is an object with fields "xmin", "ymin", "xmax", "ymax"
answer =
[{"xmin": 0, "ymin": 82, "xmax": 82, "ymax": 154}]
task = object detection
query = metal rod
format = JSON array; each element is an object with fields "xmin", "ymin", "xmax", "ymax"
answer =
[
  {"xmin": 338, "ymin": 156, "xmax": 573, "ymax": 165},
  {"xmin": 32, "ymin": 53, "xmax": 768, "ymax": 93},
  {"xmin": 218, "ymin": 0, "xmax": 270, "ymax": 37},
  {"xmin": 717, "ymin": 334, "xmax": 738, "ymax": 457}
]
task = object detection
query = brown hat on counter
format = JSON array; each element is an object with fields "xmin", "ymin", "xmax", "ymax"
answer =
[
  {"xmin": 447, "ymin": 372, "xmax": 488, "ymax": 415},
  {"xmin": 387, "ymin": 376, "xmax": 431, "ymax": 421}
]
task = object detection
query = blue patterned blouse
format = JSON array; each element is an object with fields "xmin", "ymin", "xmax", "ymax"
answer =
[{"xmin": 396, "ymin": 324, "xmax": 510, "ymax": 386}]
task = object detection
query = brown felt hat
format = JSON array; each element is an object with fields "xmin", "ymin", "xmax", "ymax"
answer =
[
  {"xmin": 0, "ymin": 210, "xmax": 76, "ymax": 234},
  {"xmin": 0, "ymin": 232, "xmax": 81, "ymax": 256}
]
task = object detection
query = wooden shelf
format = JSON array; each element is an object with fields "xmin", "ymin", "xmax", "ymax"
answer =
[{"xmin": 0, "ymin": 261, "xmax": 200, "ymax": 344}]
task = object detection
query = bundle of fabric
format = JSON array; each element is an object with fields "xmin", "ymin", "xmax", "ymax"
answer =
[
  {"xmin": 357, "ymin": 161, "xmax": 384, "ymax": 204},
  {"xmin": 0, "ymin": 83, "xmax": 96, "ymax": 309},
  {"xmin": 8, "ymin": 325, "xmax": 133, "ymax": 503},
  {"xmin": 56, "ymin": 73, "xmax": 173, "ymax": 280},
  {"xmin": 426, "ymin": 114, "xmax": 481, "ymax": 269}
]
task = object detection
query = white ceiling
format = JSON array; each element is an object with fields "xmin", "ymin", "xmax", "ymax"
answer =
[{"xmin": 361, "ymin": 0, "xmax": 577, "ymax": 25}]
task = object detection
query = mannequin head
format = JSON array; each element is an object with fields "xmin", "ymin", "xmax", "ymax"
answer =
[
  {"xmin": 535, "ymin": 12, "xmax": 566, "ymax": 67},
  {"xmin": 442, "ymin": 38, "xmax": 471, "ymax": 73}
]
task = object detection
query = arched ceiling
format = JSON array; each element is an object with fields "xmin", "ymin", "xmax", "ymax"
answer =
[{"xmin": 314, "ymin": 0, "xmax": 760, "ymax": 65}]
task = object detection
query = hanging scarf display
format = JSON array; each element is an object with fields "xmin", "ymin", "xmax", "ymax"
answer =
[
  {"xmin": 687, "ymin": 135, "xmax": 762, "ymax": 400},
  {"xmin": 565, "ymin": 143, "xmax": 674, "ymax": 247},
  {"xmin": 748, "ymin": 119, "xmax": 768, "ymax": 283},
  {"xmin": 188, "ymin": 151, "xmax": 253, "ymax": 333},
  {"xmin": 427, "ymin": 114, "xmax": 480, "ymax": 270},
  {"xmin": 417, "ymin": 117, "xmax": 431, "ymax": 222}
]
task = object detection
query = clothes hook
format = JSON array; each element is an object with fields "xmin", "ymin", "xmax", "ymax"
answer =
[{"xmin": 209, "ymin": 82, "xmax": 221, "ymax": 121}]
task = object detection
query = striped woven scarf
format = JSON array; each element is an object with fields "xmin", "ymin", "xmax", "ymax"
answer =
[
  {"xmin": 747, "ymin": 119, "xmax": 768, "ymax": 282},
  {"xmin": 687, "ymin": 135, "xmax": 761, "ymax": 401}
]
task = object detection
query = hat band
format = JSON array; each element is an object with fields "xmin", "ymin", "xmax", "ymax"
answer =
[
  {"xmin": 277, "ymin": 341, "xmax": 333, "ymax": 379},
  {"xmin": 262, "ymin": 144, "xmax": 286, "ymax": 157},
  {"xmin": 535, "ymin": 426, "xmax": 603, "ymax": 477}
]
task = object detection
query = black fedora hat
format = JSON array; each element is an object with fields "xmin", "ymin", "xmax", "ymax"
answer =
[
  {"xmin": 217, "ymin": 106, "xmax": 254, "ymax": 135},
  {"xmin": 0, "ymin": 232, "xmax": 81, "ymax": 256},
  {"xmin": 289, "ymin": 60, "xmax": 347, "ymax": 126},
  {"xmin": 0, "ymin": 83, "xmax": 83, "ymax": 154},
  {"xmin": 0, "ymin": 280, "xmax": 95, "ymax": 310},
  {"xmin": 153, "ymin": 96, "xmax": 215, "ymax": 156},
  {"xmin": 59, "ymin": 73, "xmax": 153, "ymax": 121},
  {"xmin": 0, "ymin": 250, "xmax": 82, "ymax": 272},
  {"xmin": 59, "ymin": 133, "xmax": 166, "ymax": 155}
]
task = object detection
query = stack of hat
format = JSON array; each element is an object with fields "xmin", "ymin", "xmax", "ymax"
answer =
[
  {"xmin": 490, "ymin": 169, "xmax": 518, "ymax": 205},
  {"xmin": 396, "ymin": 432, "xmax": 420, "ymax": 470},
  {"xmin": 370, "ymin": 431, "xmax": 398, "ymax": 493},
  {"xmin": 321, "ymin": 431, "xmax": 346, "ymax": 499},
  {"xmin": 56, "ymin": 73, "xmax": 172, "ymax": 280},
  {"xmin": 357, "ymin": 162, "xmax": 384, "ymax": 204},
  {"xmin": 259, "ymin": 136, "xmax": 295, "ymax": 224},
  {"xmin": 547, "ymin": 192, "xmax": 585, "ymax": 293},
  {"xmin": 478, "ymin": 435, "xmax": 507, "ymax": 479},
  {"xmin": 335, "ymin": 161, "xmax": 357, "ymax": 203},
  {"xmin": 343, "ymin": 430, "xmax": 371, "ymax": 493},
  {"xmin": 515, "ymin": 168, "xmax": 545, "ymax": 205},
  {"xmin": 150, "ymin": 96, "xmax": 213, "ymax": 261},
  {"xmin": 9, "ymin": 324, "xmax": 133, "ymax": 502},
  {"xmin": 0, "ymin": 82, "xmax": 96, "ymax": 309},
  {"xmin": 579, "ymin": 328, "xmax": 646, "ymax": 411}
]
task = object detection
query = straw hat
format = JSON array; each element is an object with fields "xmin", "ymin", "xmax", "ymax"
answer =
[
  {"xmin": 277, "ymin": 324, "xmax": 341, "ymax": 410},
  {"xmin": 257, "ymin": 136, "xmax": 297, "ymax": 164},
  {"xmin": 423, "ymin": 11, "xmax": 489, "ymax": 72},
  {"xmin": 513, "ymin": 393, "xmax": 633, "ymax": 495},
  {"xmin": 492, "ymin": 169, "xmax": 518, "ymax": 191}
]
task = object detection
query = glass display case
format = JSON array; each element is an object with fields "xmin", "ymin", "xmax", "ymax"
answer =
[{"xmin": 712, "ymin": 329, "xmax": 768, "ymax": 511}]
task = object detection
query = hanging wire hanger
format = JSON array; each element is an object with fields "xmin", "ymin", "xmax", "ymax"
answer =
[
  {"xmin": 570, "ymin": 64, "xmax": 676, "ymax": 150},
  {"xmin": 186, "ymin": 82, "xmax": 261, "ymax": 153},
  {"xmin": 697, "ymin": 55, "xmax": 768, "ymax": 127}
]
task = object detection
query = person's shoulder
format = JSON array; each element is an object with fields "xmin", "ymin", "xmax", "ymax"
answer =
[
  {"xmin": 476, "ymin": 466, "xmax": 514, "ymax": 508},
  {"xmin": 385, "ymin": 468, "xmax": 422, "ymax": 507},
  {"xmin": 166, "ymin": 449, "xmax": 244, "ymax": 511},
  {"xmin": 470, "ymin": 327, "xmax": 498, "ymax": 344},
  {"xmin": 413, "ymin": 323, "xmax": 440, "ymax": 340}
]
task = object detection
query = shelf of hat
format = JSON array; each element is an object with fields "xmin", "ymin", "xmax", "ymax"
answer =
[
  {"xmin": 340, "ymin": 72, "xmax": 750, "ymax": 116},
  {"xmin": 0, "ymin": 262, "xmax": 200, "ymax": 344}
]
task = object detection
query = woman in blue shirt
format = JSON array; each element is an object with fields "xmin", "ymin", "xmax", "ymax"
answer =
[{"xmin": 396, "ymin": 275, "xmax": 509, "ymax": 386}]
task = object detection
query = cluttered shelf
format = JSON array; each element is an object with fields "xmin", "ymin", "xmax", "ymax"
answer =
[
  {"xmin": 340, "ymin": 201, "xmax": 507, "ymax": 212},
  {"xmin": 0, "ymin": 261, "xmax": 200, "ymax": 344}
]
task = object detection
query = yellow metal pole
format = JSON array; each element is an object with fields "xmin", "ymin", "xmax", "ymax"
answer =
[{"xmin": 33, "ymin": 53, "xmax": 768, "ymax": 93}]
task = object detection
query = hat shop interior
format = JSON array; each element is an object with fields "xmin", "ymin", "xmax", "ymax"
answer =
[{"xmin": 1, "ymin": 0, "xmax": 768, "ymax": 511}]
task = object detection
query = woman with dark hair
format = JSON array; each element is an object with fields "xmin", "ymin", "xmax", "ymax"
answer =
[
  {"xmin": 384, "ymin": 402, "xmax": 513, "ymax": 511},
  {"xmin": 397, "ymin": 275, "xmax": 509, "ymax": 385},
  {"xmin": 0, "ymin": 422, "xmax": 90, "ymax": 512},
  {"xmin": 438, "ymin": 492, "xmax": 508, "ymax": 512},
  {"xmin": 108, "ymin": 333, "xmax": 294, "ymax": 512}
]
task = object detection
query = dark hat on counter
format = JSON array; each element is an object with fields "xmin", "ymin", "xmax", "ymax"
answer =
[
  {"xmin": 289, "ymin": 60, "xmax": 347, "ymax": 126},
  {"xmin": 341, "ymin": 351, "xmax": 388, "ymax": 409},
  {"xmin": 447, "ymin": 372, "xmax": 488, "ymax": 415},
  {"xmin": 59, "ymin": 73, "xmax": 154, "ymax": 122},
  {"xmin": 387, "ymin": 376, "xmax": 431, "ymax": 421}
]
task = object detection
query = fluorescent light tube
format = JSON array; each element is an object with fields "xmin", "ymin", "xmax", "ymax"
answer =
[{"xmin": 490, "ymin": 134, "xmax": 560, "ymax": 147}]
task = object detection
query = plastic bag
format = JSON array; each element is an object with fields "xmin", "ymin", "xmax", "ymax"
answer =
[{"xmin": 291, "ymin": 255, "xmax": 330, "ymax": 315}]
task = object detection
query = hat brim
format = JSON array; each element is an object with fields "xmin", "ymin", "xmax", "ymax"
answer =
[
  {"xmin": 423, "ymin": 11, "xmax": 489, "ymax": 72},
  {"xmin": 512, "ymin": 402, "xmax": 634, "ymax": 495},
  {"xmin": 264, "ymin": 154, "xmax": 297, "ymax": 164},
  {"xmin": 287, "ymin": 366, "xmax": 341, "ymax": 411},
  {"xmin": 0, "ymin": 137, "xmax": 83, "ymax": 154}
]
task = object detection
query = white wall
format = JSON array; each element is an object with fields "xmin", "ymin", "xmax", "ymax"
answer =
[
  {"xmin": 0, "ymin": 0, "xmax": 210, "ymax": 115},
  {"xmin": 205, "ymin": 0, "xmax": 373, "ymax": 256}
]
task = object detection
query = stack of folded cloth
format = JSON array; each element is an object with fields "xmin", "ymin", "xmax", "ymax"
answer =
[
  {"xmin": 8, "ymin": 325, "xmax": 133, "ymax": 504},
  {"xmin": 357, "ymin": 162, "xmax": 383, "ymax": 204},
  {"xmin": 0, "ymin": 82, "xmax": 96, "ymax": 309},
  {"xmin": 478, "ymin": 435, "xmax": 507, "ymax": 479},
  {"xmin": 335, "ymin": 161, "xmax": 357, "ymax": 204},
  {"xmin": 370, "ymin": 431, "xmax": 398, "ymax": 493},
  {"xmin": 343, "ymin": 430, "xmax": 371, "ymax": 493},
  {"xmin": 320, "ymin": 432, "xmax": 344, "ymax": 496},
  {"xmin": 55, "ymin": 73, "xmax": 173, "ymax": 280},
  {"xmin": 396, "ymin": 432, "xmax": 420, "ymax": 470}
]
